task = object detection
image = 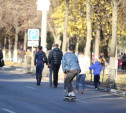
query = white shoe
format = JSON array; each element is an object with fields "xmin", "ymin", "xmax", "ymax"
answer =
[
  {"xmin": 95, "ymin": 88, "xmax": 98, "ymax": 90},
  {"xmin": 64, "ymin": 89, "xmax": 67, "ymax": 92}
]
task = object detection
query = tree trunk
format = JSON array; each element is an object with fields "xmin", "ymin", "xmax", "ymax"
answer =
[
  {"xmin": 75, "ymin": 37, "xmax": 79, "ymax": 55},
  {"xmin": 109, "ymin": 0, "xmax": 118, "ymax": 82},
  {"xmin": 48, "ymin": 21, "xmax": 57, "ymax": 43},
  {"xmin": 85, "ymin": 0, "xmax": 92, "ymax": 59},
  {"xmin": 94, "ymin": 28, "xmax": 100, "ymax": 58},
  {"xmin": 13, "ymin": 29, "xmax": 19, "ymax": 63},
  {"xmin": 24, "ymin": 30, "xmax": 27, "ymax": 52},
  {"xmin": 8, "ymin": 37, "xmax": 11, "ymax": 61},
  {"xmin": 103, "ymin": 35, "xmax": 109, "ymax": 61},
  {"xmin": 62, "ymin": 0, "xmax": 69, "ymax": 53},
  {"xmin": 3, "ymin": 36, "xmax": 6, "ymax": 60}
]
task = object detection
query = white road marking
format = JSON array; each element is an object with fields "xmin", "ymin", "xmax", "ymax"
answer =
[
  {"xmin": 26, "ymin": 86, "xmax": 36, "ymax": 90},
  {"xmin": 2, "ymin": 108, "xmax": 16, "ymax": 113}
]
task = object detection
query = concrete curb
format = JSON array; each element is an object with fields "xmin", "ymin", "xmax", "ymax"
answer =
[{"xmin": 85, "ymin": 84, "xmax": 126, "ymax": 97}]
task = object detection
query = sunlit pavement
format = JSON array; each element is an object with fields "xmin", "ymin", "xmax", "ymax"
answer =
[{"xmin": 0, "ymin": 66, "xmax": 126, "ymax": 113}]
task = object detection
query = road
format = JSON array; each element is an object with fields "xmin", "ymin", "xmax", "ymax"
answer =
[{"xmin": 0, "ymin": 67, "xmax": 126, "ymax": 113}]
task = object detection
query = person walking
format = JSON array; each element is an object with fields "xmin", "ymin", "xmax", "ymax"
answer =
[
  {"xmin": 62, "ymin": 44, "xmax": 81, "ymax": 99},
  {"xmin": 48, "ymin": 44, "xmax": 55, "ymax": 87},
  {"xmin": 75, "ymin": 55, "xmax": 90, "ymax": 94},
  {"xmin": 89, "ymin": 57, "xmax": 103, "ymax": 90},
  {"xmin": 48, "ymin": 44, "xmax": 63, "ymax": 88},
  {"xmin": 0, "ymin": 47, "xmax": 3, "ymax": 67},
  {"xmin": 34, "ymin": 46, "xmax": 47, "ymax": 85}
]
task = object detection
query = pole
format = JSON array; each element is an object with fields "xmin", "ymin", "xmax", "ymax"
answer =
[{"xmin": 41, "ymin": 11, "xmax": 47, "ymax": 52}]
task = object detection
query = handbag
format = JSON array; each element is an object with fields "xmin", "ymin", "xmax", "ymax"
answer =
[{"xmin": 0, "ymin": 59, "xmax": 5, "ymax": 67}]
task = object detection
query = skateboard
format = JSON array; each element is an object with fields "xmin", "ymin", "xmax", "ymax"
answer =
[{"xmin": 63, "ymin": 96, "xmax": 76, "ymax": 102}]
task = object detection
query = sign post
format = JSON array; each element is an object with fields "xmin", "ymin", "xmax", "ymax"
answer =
[
  {"xmin": 28, "ymin": 29, "xmax": 39, "ymax": 68},
  {"xmin": 36, "ymin": 0, "xmax": 50, "ymax": 52}
]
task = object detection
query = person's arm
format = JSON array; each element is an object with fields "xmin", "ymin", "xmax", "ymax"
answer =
[
  {"xmin": 62, "ymin": 55, "xmax": 66, "ymax": 73},
  {"xmin": 48, "ymin": 50, "xmax": 53, "ymax": 64},
  {"xmin": 43, "ymin": 52, "xmax": 48, "ymax": 64},
  {"xmin": 89, "ymin": 64, "xmax": 95, "ymax": 70},
  {"xmin": 34, "ymin": 53, "xmax": 37, "ymax": 66},
  {"xmin": 100, "ymin": 65, "xmax": 103, "ymax": 71}
]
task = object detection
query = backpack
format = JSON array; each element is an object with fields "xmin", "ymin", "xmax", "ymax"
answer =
[
  {"xmin": 37, "ymin": 51, "xmax": 47, "ymax": 64},
  {"xmin": 0, "ymin": 59, "xmax": 5, "ymax": 67}
]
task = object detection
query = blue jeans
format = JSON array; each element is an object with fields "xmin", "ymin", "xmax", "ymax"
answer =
[
  {"xmin": 36, "ymin": 64, "xmax": 44, "ymax": 80},
  {"xmin": 49, "ymin": 68, "xmax": 53, "ymax": 85},
  {"xmin": 76, "ymin": 74, "xmax": 86, "ymax": 91}
]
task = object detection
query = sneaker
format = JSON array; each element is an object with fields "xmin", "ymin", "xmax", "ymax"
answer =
[
  {"xmin": 36, "ymin": 82, "xmax": 40, "ymax": 86},
  {"xmin": 80, "ymin": 90, "xmax": 84, "ymax": 94},
  {"xmin": 54, "ymin": 85, "xmax": 57, "ymax": 88},
  {"xmin": 98, "ymin": 84, "xmax": 100, "ymax": 90},
  {"xmin": 64, "ymin": 89, "xmax": 67, "ymax": 92},
  {"xmin": 95, "ymin": 88, "xmax": 98, "ymax": 90}
]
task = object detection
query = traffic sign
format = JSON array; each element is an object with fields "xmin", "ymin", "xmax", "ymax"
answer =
[
  {"xmin": 27, "ymin": 41, "xmax": 39, "ymax": 47},
  {"xmin": 28, "ymin": 29, "xmax": 39, "ymax": 40}
]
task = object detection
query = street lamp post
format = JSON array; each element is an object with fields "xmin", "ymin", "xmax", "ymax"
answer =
[{"xmin": 36, "ymin": 0, "xmax": 50, "ymax": 52}]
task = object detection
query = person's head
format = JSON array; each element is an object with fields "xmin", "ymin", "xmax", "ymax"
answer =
[
  {"xmin": 54, "ymin": 44, "xmax": 59, "ymax": 48},
  {"xmin": 93, "ymin": 57, "xmax": 98, "ymax": 63},
  {"xmin": 69, "ymin": 44, "xmax": 75, "ymax": 52},
  {"xmin": 38, "ymin": 46, "xmax": 43, "ymax": 51},
  {"xmin": 51, "ymin": 43, "xmax": 55, "ymax": 50}
]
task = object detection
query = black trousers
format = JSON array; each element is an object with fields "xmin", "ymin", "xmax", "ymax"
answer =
[
  {"xmin": 52, "ymin": 64, "xmax": 60, "ymax": 86},
  {"xmin": 94, "ymin": 75, "xmax": 100, "ymax": 88}
]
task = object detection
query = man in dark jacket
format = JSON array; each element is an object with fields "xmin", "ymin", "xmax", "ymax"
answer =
[
  {"xmin": 48, "ymin": 44, "xmax": 63, "ymax": 88},
  {"xmin": 34, "ymin": 46, "xmax": 47, "ymax": 85}
]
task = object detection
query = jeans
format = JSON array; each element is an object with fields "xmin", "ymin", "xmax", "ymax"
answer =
[
  {"xmin": 76, "ymin": 74, "xmax": 86, "ymax": 91},
  {"xmin": 49, "ymin": 68, "xmax": 53, "ymax": 85},
  {"xmin": 36, "ymin": 64, "xmax": 44, "ymax": 81}
]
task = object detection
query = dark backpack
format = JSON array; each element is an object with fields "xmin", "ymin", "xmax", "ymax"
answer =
[
  {"xmin": 0, "ymin": 59, "xmax": 5, "ymax": 67},
  {"xmin": 37, "ymin": 51, "xmax": 47, "ymax": 64}
]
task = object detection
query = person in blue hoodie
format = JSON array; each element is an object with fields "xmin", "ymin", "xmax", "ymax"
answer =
[
  {"xmin": 34, "ymin": 46, "xmax": 47, "ymax": 85},
  {"xmin": 89, "ymin": 57, "xmax": 103, "ymax": 90}
]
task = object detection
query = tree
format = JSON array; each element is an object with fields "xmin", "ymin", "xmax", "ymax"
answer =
[
  {"xmin": 84, "ymin": 0, "xmax": 92, "ymax": 59},
  {"xmin": 62, "ymin": 0, "xmax": 69, "ymax": 53},
  {"xmin": 109, "ymin": 0, "xmax": 118, "ymax": 82}
]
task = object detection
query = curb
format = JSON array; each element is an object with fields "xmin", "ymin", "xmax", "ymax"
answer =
[{"xmin": 85, "ymin": 84, "xmax": 126, "ymax": 97}]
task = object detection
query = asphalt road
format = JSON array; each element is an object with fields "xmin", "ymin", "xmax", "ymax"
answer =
[{"xmin": 0, "ymin": 67, "xmax": 126, "ymax": 113}]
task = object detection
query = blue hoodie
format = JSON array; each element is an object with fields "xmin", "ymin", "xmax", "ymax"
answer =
[
  {"xmin": 89, "ymin": 61, "xmax": 103, "ymax": 76},
  {"xmin": 34, "ymin": 51, "xmax": 47, "ymax": 65}
]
